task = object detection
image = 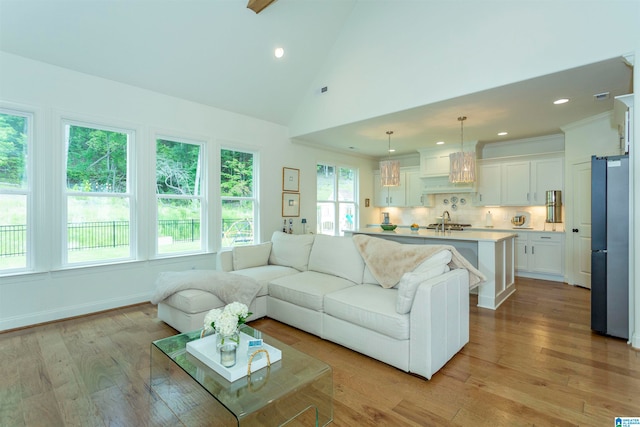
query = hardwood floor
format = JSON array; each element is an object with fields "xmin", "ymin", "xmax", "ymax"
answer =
[{"xmin": 1, "ymin": 277, "xmax": 638, "ymax": 426}]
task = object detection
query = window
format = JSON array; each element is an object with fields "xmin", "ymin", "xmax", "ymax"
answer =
[
  {"xmin": 64, "ymin": 121, "xmax": 133, "ymax": 265},
  {"xmin": 156, "ymin": 137, "xmax": 204, "ymax": 255},
  {"xmin": 316, "ymin": 163, "xmax": 358, "ymax": 236},
  {"xmin": 0, "ymin": 109, "xmax": 32, "ymax": 272},
  {"xmin": 220, "ymin": 149, "xmax": 256, "ymax": 247}
]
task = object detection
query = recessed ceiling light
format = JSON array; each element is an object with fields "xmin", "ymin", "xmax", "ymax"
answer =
[
  {"xmin": 498, "ymin": 131, "xmax": 508, "ymax": 136},
  {"xmin": 388, "ymin": 148, "xmax": 396, "ymax": 153},
  {"xmin": 436, "ymin": 141, "xmax": 445, "ymax": 145},
  {"xmin": 274, "ymin": 47, "xmax": 284, "ymax": 58},
  {"xmin": 553, "ymin": 98, "xmax": 569, "ymax": 105}
]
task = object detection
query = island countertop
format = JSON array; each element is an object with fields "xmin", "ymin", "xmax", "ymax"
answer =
[
  {"xmin": 346, "ymin": 227, "xmax": 517, "ymax": 310},
  {"xmin": 348, "ymin": 228, "xmax": 517, "ymax": 243}
]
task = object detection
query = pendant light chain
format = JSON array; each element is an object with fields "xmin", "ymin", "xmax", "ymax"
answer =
[{"xmin": 459, "ymin": 116, "xmax": 467, "ymax": 151}]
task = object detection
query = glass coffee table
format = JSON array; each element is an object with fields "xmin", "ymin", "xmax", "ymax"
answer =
[{"xmin": 151, "ymin": 325, "xmax": 333, "ymax": 426}]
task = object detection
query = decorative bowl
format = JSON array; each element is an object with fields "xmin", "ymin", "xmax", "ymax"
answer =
[
  {"xmin": 380, "ymin": 224, "xmax": 397, "ymax": 231},
  {"xmin": 410, "ymin": 225, "xmax": 420, "ymax": 231}
]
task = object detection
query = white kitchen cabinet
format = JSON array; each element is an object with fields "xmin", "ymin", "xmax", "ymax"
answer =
[
  {"xmin": 502, "ymin": 161, "xmax": 531, "ymax": 205},
  {"xmin": 478, "ymin": 155, "xmax": 564, "ymax": 206},
  {"xmin": 374, "ymin": 168, "xmax": 433, "ymax": 207},
  {"xmin": 417, "ymin": 143, "xmax": 478, "ymax": 178},
  {"xmin": 476, "ymin": 163, "xmax": 502, "ymax": 205},
  {"xmin": 373, "ymin": 171, "xmax": 406, "ymax": 207},
  {"xmin": 531, "ymin": 157, "xmax": 564, "ymax": 204},
  {"xmin": 419, "ymin": 152, "xmax": 450, "ymax": 177},
  {"xmin": 515, "ymin": 232, "xmax": 564, "ymax": 280},
  {"xmin": 405, "ymin": 169, "xmax": 434, "ymax": 207}
]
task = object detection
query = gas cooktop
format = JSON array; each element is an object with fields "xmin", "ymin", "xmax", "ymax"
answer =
[{"xmin": 425, "ymin": 223, "xmax": 471, "ymax": 231}]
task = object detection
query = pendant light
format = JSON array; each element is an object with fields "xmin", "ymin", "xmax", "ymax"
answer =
[
  {"xmin": 380, "ymin": 130, "xmax": 400, "ymax": 187},
  {"xmin": 449, "ymin": 116, "xmax": 476, "ymax": 183}
]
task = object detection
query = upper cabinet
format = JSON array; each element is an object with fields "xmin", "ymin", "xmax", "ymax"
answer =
[
  {"xmin": 476, "ymin": 154, "xmax": 564, "ymax": 206},
  {"xmin": 405, "ymin": 169, "xmax": 435, "ymax": 207},
  {"xmin": 531, "ymin": 157, "xmax": 564, "ymax": 204},
  {"xmin": 373, "ymin": 170, "xmax": 406, "ymax": 207},
  {"xmin": 503, "ymin": 161, "xmax": 531, "ymax": 205},
  {"xmin": 476, "ymin": 163, "xmax": 502, "ymax": 205},
  {"xmin": 373, "ymin": 168, "xmax": 435, "ymax": 207},
  {"xmin": 418, "ymin": 143, "xmax": 478, "ymax": 178},
  {"xmin": 417, "ymin": 143, "xmax": 478, "ymax": 194},
  {"xmin": 418, "ymin": 152, "xmax": 450, "ymax": 177}
]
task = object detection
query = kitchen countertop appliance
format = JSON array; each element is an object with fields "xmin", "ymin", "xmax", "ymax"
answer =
[
  {"xmin": 511, "ymin": 211, "xmax": 531, "ymax": 229},
  {"xmin": 544, "ymin": 190, "xmax": 562, "ymax": 231},
  {"xmin": 591, "ymin": 155, "xmax": 629, "ymax": 339}
]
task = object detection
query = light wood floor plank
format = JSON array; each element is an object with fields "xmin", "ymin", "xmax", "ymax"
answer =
[{"xmin": 1, "ymin": 278, "xmax": 639, "ymax": 426}]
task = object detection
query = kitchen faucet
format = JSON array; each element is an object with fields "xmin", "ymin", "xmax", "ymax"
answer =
[{"xmin": 440, "ymin": 210, "xmax": 451, "ymax": 232}]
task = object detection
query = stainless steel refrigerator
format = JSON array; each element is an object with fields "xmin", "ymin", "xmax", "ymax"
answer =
[{"xmin": 591, "ymin": 155, "xmax": 629, "ymax": 339}]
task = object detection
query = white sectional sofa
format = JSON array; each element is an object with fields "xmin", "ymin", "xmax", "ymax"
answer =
[{"xmin": 156, "ymin": 231, "xmax": 474, "ymax": 380}]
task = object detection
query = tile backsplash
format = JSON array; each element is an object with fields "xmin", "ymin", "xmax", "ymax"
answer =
[{"xmin": 379, "ymin": 194, "xmax": 565, "ymax": 231}]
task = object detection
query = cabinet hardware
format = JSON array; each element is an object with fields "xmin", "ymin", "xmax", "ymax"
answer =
[
  {"xmin": 572, "ymin": 228, "xmax": 579, "ymax": 233},
  {"xmin": 532, "ymin": 246, "xmax": 535, "ymax": 255},
  {"xmin": 541, "ymin": 236, "xmax": 551, "ymax": 239}
]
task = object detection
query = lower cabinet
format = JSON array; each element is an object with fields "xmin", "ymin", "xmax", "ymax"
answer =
[{"xmin": 515, "ymin": 232, "xmax": 564, "ymax": 281}]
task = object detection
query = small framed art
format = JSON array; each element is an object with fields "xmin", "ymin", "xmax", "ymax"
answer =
[
  {"xmin": 282, "ymin": 192, "xmax": 300, "ymax": 217},
  {"xmin": 282, "ymin": 167, "xmax": 300, "ymax": 192}
]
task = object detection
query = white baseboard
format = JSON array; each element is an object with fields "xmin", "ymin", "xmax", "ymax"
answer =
[{"xmin": 0, "ymin": 292, "xmax": 152, "ymax": 332}]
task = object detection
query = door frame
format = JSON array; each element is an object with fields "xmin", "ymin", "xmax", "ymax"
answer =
[{"xmin": 566, "ymin": 159, "xmax": 593, "ymax": 288}]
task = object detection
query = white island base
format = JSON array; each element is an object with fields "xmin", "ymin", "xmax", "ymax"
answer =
[{"xmin": 347, "ymin": 229, "xmax": 516, "ymax": 310}]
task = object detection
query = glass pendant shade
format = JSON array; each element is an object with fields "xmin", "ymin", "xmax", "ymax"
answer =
[
  {"xmin": 449, "ymin": 151, "xmax": 476, "ymax": 183},
  {"xmin": 380, "ymin": 159, "xmax": 401, "ymax": 187},
  {"xmin": 449, "ymin": 116, "xmax": 476, "ymax": 183}
]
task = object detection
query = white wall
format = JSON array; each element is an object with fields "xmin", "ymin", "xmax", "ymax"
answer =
[
  {"xmin": 562, "ymin": 111, "xmax": 622, "ymax": 286},
  {"xmin": 290, "ymin": 0, "xmax": 640, "ymax": 137},
  {"xmin": 0, "ymin": 52, "xmax": 377, "ymax": 330}
]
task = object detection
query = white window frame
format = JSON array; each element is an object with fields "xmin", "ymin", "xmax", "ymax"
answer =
[
  {"xmin": 316, "ymin": 162, "xmax": 359, "ymax": 236},
  {"xmin": 154, "ymin": 135, "xmax": 207, "ymax": 257},
  {"xmin": 0, "ymin": 107, "xmax": 34, "ymax": 274},
  {"xmin": 62, "ymin": 119, "xmax": 136, "ymax": 267},
  {"xmin": 219, "ymin": 147, "xmax": 259, "ymax": 249}
]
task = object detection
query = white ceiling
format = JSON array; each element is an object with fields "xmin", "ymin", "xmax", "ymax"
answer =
[{"xmin": 0, "ymin": 0, "xmax": 634, "ymax": 158}]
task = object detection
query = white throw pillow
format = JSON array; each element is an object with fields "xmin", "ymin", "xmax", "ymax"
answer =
[
  {"xmin": 412, "ymin": 250, "xmax": 452, "ymax": 274},
  {"xmin": 268, "ymin": 231, "xmax": 315, "ymax": 271},
  {"xmin": 232, "ymin": 242, "xmax": 272, "ymax": 270},
  {"xmin": 396, "ymin": 265, "xmax": 449, "ymax": 314},
  {"xmin": 308, "ymin": 234, "xmax": 365, "ymax": 284}
]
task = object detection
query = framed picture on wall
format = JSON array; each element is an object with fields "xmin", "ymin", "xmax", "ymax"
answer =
[
  {"xmin": 282, "ymin": 192, "xmax": 300, "ymax": 217},
  {"xmin": 282, "ymin": 167, "xmax": 300, "ymax": 192}
]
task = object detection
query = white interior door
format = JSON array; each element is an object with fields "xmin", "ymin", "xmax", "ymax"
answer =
[{"xmin": 571, "ymin": 161, "xmax": 592, "ymax": 288}]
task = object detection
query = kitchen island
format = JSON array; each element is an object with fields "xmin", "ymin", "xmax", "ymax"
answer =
[{"xmin": 346, "ymin": 228, "xmax": 516, "ymax": 310}]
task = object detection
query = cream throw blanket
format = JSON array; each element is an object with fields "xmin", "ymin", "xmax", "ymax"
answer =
[
  {"xmin": 353, "ymin": 234, "xmax": 486, "ymax": 289},
  {"xmin": 150, "ymin": 270, "xmax": 261, "ymax": 308}
]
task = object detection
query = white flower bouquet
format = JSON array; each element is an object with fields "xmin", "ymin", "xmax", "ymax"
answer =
[{"xmin": 203, "ymin": 302, "xmax": 252, "ymax": 345}]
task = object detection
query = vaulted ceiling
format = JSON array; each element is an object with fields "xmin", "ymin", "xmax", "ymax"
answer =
[{"xmin": 0, "ymin": 0, "xmax": 635, "ymax": 157}]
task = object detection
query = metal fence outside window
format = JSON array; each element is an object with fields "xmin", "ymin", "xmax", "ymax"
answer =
[
  {"xmin": 0, "ymin": 218, "xmax": 253, "ymax": 257},
  {"xmin": 68, "ymin": 221, "xmax": 130, "ymax": 251},
  {"xmin": 0, "ymin": 225, "xmax": 26, "ymax": 256}
]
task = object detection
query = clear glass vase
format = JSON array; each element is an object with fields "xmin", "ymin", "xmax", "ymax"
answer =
[{"xmin": 216, "ymin": 330, "xmax": 240, "ymax": 368}]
